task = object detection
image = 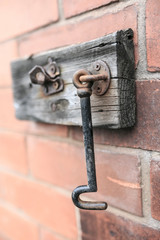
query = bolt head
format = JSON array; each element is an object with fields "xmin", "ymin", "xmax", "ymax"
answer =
[
  {"xmin": 95, "ymin": 63, "xmax": 101, "ymax": 71},
  {"xmin": 96, "ymin": 86, "xmax": 102, "ymax": 93},
  {"xmin": 53, "ymin": 81, "xmax": 59, "ymax": 90},
  {"xmin": 29, "ymin": 65, "xmax": 46, "ymax": 85},
  {"xmin": 36, "ymin": 72, "xmax": 45, "ymax": 84}
]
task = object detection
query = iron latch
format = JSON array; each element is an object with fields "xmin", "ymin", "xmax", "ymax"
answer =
[
  {"xmin": 72, "ymin": 60, "xmax": 110, "ymax": 210},
  {"xmin": 29, "ymin": 57, "xmax": 64, "ymax": 96}
]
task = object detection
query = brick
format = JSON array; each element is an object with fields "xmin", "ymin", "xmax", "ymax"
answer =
[
  {"xmin": 63, "ymin": 0, "xmax": 118, "ymax": 18},
  {"xmin": 146, "ymin": 0, "xmax": 160, "ymax": 72},
  {"xmin": 0, "ymin": 131, "xmax": 28, "ymax": 174},
  {"xmin": 18, "ymin": 5, "xmax": 137, "ymax": 58},
  {"xmin": 27, "ymin": 122, "xmax": 68, "ymax": 138},
  {"xmin": 0, "ymin": 41, "xmax": 18, "ymax": 87},
  {"xmin": 40, "ymin": 228, "xmax": 63, "ymax": 240},
  {"xmin": 0, "ymin": 0, "xmax": 59, "ymax": 41},
  {"xmin": 0, "ymin": 172, "xmax": 77, "ymax": 239},
  {"xmin": 0, "ymin": 89, "xmax": 28, "ymax": 131},
  {"xmin": 70, "ymin": 80, "xmax": 160, "ymax": 152},
  {"xmin": 80, "ymin": 211, "xmax": 160, "ymax": 240},
  {"xmin": 95, "ymin": 150, "xmax": 142, "ymax": 216},
  {"xmin": 0, "ymin": 234, "xmax": 9, "ymax": 240},
  {"xmin": 27, "ymin": 136, "xmax": 142, "ymax": 216},
  {"xmin": 27, "ymin": 136, "xmax": 87, "ymax": 189},
  {"xmin": 150, "ymin": 159, "xmax": 160, "ymax": 221},
  {"xmin": 0, "ymin": 204, "xmax": 38, "ymax": 240}
]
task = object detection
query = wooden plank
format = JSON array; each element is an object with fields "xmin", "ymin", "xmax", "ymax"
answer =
[{"xmin": 11, "ymin": 29, "xmax": 135, "ymax": 128}]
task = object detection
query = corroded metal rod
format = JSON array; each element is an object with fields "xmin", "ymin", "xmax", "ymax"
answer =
[{"xmin": 72, "ymin": 68, "xmax": 108, "ymax": 210}]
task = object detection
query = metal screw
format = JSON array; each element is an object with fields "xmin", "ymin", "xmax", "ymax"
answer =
[
  {"xmin": 53, "ymin": 81, "xmax": 59, "ymax": 90},
  {"xmin": 95, "ymin": 63, "xmax": 101, "ymax": 71},
  {"xmin": 50, "ymin": 66, "xmax": 56, "ymax": 73},
  {"xmin": 96, "ymin": 86, "xmax": 102, "ymax": 93},
  {"xmin": 35, "ymin": 72, "xmax": 45, "ymax": 84}
]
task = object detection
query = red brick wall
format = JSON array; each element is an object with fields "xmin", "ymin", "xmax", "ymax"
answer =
[{"xmin": 0, "ymin": 0, "xmax": 160, "ymax": 239}]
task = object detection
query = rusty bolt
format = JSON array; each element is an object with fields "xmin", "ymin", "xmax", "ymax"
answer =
[
  {"xmin": 35, "ymin": 72, "xmax": 45, "ymax": 84},
  {"xmin": 96, "ymin": 86, "xmax": 102, "ymax": 93},
  {"xmin": 53, "ymin": 81, "xmax": 59, "ymax": 90},
  {"xmin": 95, "ymin": 63, "xmax": 101, "ymax": 71},
  {"xmin": 29, "ymin": 65, "xmax": 47, "ymax": 85}
]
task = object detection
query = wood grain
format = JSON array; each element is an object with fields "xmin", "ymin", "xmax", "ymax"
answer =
[{"xmin": 11, "ymin": 29, "xmax": 135, "ymax": 128}]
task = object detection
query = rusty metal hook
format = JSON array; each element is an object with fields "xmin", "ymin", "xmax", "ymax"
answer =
[{"xmin": 72, "ymin": 66, "xmax": 108, "ymax": 210}]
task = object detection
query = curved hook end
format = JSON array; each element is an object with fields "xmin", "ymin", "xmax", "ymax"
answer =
[{"xmin": 72, "ymin": 186, "xmax": 107, "ymax": 210}]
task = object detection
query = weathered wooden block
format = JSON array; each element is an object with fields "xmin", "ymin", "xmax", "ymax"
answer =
[{"xmin": 11, "ymin": 29, "xmax": 135, "ymax": 128}]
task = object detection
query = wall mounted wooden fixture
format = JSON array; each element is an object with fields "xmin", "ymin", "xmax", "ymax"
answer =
[
  {"xmin": 11, "ymin": 28, "xmax": 135, "ymax": 129},
  {"xmin": 11, "ymin": 28, "xmax": 135, "ymax": 210}
]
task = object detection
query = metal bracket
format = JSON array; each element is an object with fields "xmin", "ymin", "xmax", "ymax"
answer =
[
  {"xmin": 29, "ymin": 57, "xmax": 64, "ymax": 96},
  {"xmin": 73, "ymin": 60, "xmax": 111, "ymax": 97},
  {"xmin": 90, "ymin": 60, "xmax": 111, "ymax": 96}
]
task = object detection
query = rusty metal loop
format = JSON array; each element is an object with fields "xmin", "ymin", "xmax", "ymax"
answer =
[
  {"xmin": 73, "ymin": 69, "xmax": 93, "ymax": 89},
  {"xmin": 73, "ymin": 61, "xmax": 111, "ymax": 96}
]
